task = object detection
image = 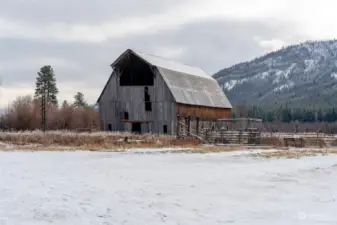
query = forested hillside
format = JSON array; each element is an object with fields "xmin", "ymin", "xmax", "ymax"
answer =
[{"xmin": 214, "ymin": 40, "xmax": 337, "ymax": 109}]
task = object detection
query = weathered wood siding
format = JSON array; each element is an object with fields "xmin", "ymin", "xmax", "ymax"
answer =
[
  {"xmin": 98, "ymin": 69, "xmax": 176, "ymax": 135},
  {"xmin": 98, "ymin": 71, "xmax": 119, "ymax": 131},
  {"xmin": 177, "ymin": 103, "xmax": 232, "ymax": 120}
]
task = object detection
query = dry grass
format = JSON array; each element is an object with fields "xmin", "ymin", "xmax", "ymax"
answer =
[
  {"xmin": 0, "ymin": 130, "xmax": 273, "ymax": 152},
  {"xmin": 2, "ymin": 130, "xmax": 337, "ymax": 154},
  {"xmin": 260, "ymin": 137, "xmax": 285, "ymax": 147},
  {"xmin": 181, "ymin": 145, "xmax": 273, "ymax": 154},
  {"xmin": 0, "ymin": 130, "xmax": 202, "ymax": 151},
  {"xmin": 251, "ymin": 148, "xmax": 337, "ymax": 159}
]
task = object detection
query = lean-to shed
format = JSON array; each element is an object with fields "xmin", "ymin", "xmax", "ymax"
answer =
[{"xmin": 97, "ymin": 49, "xmax": 232, "ymax": 135}]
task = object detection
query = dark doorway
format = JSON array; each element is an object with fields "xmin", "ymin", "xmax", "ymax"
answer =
[
  {"xmin": 163, "ymin": 125, "xmax": 168, "ymax": 134},
  {"xmin": 132, "ymin": 123, "xmax": 141, "ymax": 133},
  {"xmin": 108, "ymin": 124, "xmax": 112, "ymax": 131},
  {"xmin": 124, "ymin": 111, "xmax": 129, "ymax": 120}
]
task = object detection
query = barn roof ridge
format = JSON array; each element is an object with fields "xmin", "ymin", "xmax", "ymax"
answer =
[{"xmin": 112, "ymin": 48, "xmax": 213, "ymax": 80}]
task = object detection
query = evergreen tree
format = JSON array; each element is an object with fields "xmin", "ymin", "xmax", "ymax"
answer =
[
  {"xmin": 62, "ymin": 100, "xmax": 69, "ymax": 108},
  {"xmin": 73, "ymin": 92, "xmax": 88, "ymax": 108},
  {"xmin": 281, "ymin": 107, "xmax": 292, "ymax": 123},
  {"xmin": 34, "ymin": 65, "xmax": 59, "ymax": 106},
  {"xmin": 232, "ymin": 103, "xmax": 337, "ymax": 124},
  {"xmin": 317, "ymin": 109, "xmax": 323, "ymax": 122}
]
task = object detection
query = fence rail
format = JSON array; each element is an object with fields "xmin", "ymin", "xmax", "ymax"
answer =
[{"xmin": 203, "ymin": 130, "xmax": 261, "ymax": 144}]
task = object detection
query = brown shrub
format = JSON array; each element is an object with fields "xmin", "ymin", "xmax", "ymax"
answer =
[{"xmin": 0, "ymin": 95, "xmax": 100, "ymax": 131}]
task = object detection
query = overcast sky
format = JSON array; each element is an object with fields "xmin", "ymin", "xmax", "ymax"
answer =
[{"xmin": 0, "ymin": 0, "xmax": 336, "ymax": 107}]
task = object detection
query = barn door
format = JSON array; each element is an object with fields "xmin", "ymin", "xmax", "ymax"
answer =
[{"xmin": 132, "ymin": 123, "xmax": 141, "ymax": 133}]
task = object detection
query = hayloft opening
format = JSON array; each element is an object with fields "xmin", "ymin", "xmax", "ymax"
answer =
[{"xmin": 118, "ymin": 53, "xmax": 154, "ymax": 86}]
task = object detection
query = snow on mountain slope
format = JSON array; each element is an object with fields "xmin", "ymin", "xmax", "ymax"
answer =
[{"xmin": 214, "ymin": 40, "xmax": 337, "ymax": 106}]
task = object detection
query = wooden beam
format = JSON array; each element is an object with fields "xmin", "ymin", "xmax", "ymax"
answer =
[
  {"xmin": 177, "ymin": 114, "xmax": 180, "ymax": 137},
  {"xmin": 123, "ymin": 120, "xmax": 154, "ymax": 123},
  {"xmin": 187, "ymin": 115, "xmax": 191, "ymax": 136}
]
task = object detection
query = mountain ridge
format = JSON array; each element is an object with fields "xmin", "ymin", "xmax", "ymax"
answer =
[{"xmin": 213, "ymin": 39, "xmax": 337, "ymax": 108}]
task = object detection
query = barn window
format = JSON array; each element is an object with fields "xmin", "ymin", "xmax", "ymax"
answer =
[
  {"xmin": 163, "ymin": 125, "xmax": 168, "ymax": 134},
  {"xmin": 144, "ymin": 87, "xmax": 152, "ymax": 112},
  {"xmin": 119, "ymin": 53, "xmax": 154, "ymax": 86},
  {"xmin": 124, "ymin": 112, "xmax": 129, "ymax": 120},
  {"xmin": 108, "ymin": 124, "xmax": 112, "ymax": 131}
]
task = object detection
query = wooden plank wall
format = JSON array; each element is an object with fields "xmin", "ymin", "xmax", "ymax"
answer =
[
  {"xmin": 177, "ymin": 104, "xmax": 232, "ymax": 120},
  {"xmin": 99, "ymin": 69, "xmax": 176, "ymax": 135}
]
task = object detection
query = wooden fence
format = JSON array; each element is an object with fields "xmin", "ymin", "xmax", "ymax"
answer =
[{"xmin": 203, "ymin": 129, "xmax": 261, "ymax": 144}]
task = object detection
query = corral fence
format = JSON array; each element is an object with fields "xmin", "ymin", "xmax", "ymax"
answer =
[
  {"xmin": 203, "ymin": 128, "xmax": 261, "ymax": 145},
  {"xmin": 261, "ymin": 132, "xmax": 337, "ymax": 148},
  {"xmin": 178, "ymin": 117, "xmax": 337, "ymax": 147}
]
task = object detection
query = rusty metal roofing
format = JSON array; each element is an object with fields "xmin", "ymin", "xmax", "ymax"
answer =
[{"xmin": 106, "ymin": 49, "xmax": 232, "ymax": 108}]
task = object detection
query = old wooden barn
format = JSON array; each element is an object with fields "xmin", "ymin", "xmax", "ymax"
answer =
[{"xmin": 97, "ymin": 49, "xmax": 232, "ymax": 135}]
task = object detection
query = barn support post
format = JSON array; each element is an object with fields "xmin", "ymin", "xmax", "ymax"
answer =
[
  {"xmin": 184, "ymin": 116, "xmax": 188, "ymax": 136},
  {"xmin": 187, "ymin": 115, "xmax": 191, "ymax": 136},
  {"xmin": 176, "ymin": 114, "xmax": 180, "ymax": 137},
  {"xmin": 196, "ymin": 117, "xmax": 200, "ymax": 135}
]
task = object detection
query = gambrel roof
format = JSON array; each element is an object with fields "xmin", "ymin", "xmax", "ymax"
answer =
[{"xmin": 98, "ymin": 49, "xmax": 232, "ymax": 109}]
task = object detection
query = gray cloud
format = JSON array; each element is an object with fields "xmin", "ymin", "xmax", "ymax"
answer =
[
  {"xmin": 1, "ymin": 18, "xmax": 302, "ymax": 84},
  {"xmin": 0, "ymin": 0, "xmax": 178, "ymax": 25},
  {"xmin": 0, "ymin": 1, "xmax": 308, "ymax": 105}
]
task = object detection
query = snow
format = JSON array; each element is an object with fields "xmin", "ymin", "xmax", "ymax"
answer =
[
  {"xmin": 301, "ymin": 41, "xmax": 337, "ymax": 59},
  {"xmin": 260, "ymin": 71, "xmax": 269, "ymax": 79},
  {"xmin": 304, "ymin": 59, "xmax": 316, "ymax": 73},
  {"xmin": 1, "ymin": 150, "xmax": 337, "ymax": 225},
  {"xmin": 223, "ymin": 78, "xmax": 248, "ymax": 91},
  {"xmin": 261, "ymin": 58, "xmax": 274, "ymax": 67},
  {"xmin": 273, "ymin": 63, "xmax": 296, "ymax": 84},
  {"xmin": 274, "ymin": 81, "xmax": 295, "ymax": 92},
  {"xmin": 253, "ymin": 71, "xmax": 270, "ymax": 80},
  {"xmin": 331, "ymin": 73, "xmax": 337, "ymax": 79}
]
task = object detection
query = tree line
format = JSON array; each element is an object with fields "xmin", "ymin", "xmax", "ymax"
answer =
[
  {"xmin": 233, "ymin": 103, "xmax": 337, "ymax": 123},
  {"xmin": 0, "ymin": 65, "xmax": 100, "ymax": 131}
]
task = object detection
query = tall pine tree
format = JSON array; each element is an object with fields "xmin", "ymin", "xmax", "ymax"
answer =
[
  {"xmin": 34, "ymin": 65, "xmax": 59, "ymax": 106},
  {"xmin": 73, "ymin": 92, "xmax": 88, "ymax": 108},
  {"xmin": 35, "ymin": 65, "xmax": 59, "ymax": 131}
]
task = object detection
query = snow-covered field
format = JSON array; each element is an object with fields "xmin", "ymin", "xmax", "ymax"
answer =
[{"xmin": 0, "ymin": 149, "xmax": 337, "ymax": 225}]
